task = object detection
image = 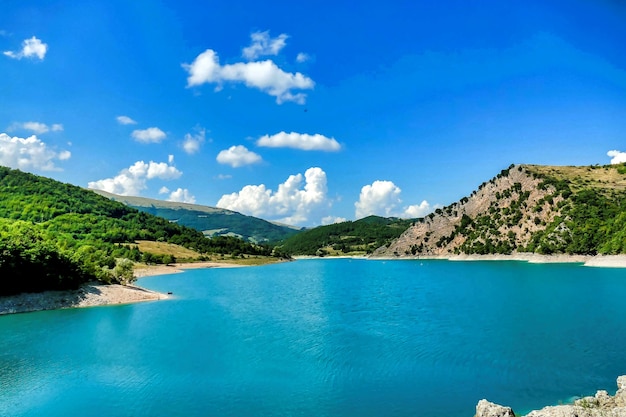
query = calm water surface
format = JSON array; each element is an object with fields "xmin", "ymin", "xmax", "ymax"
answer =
[{"xmin": 1, "ymin": 259, "xmax": 626, "ymax": 416}]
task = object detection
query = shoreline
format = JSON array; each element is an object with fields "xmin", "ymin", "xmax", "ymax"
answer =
[
  {"xmin": 297, "ymin": 253, "xmax": 626, "ymax": 268},
  {"xmin": 0, "ymin": 283, "xmax": 168, "ymax": 316},
  {"xmin": 0, "ymin": 261, "xmax": 244, "ymax": 316}
]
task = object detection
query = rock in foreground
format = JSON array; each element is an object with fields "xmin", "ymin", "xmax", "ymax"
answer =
[{"xmin": 476, "ymin": 376, "xmax": 626, "ymax": 417}]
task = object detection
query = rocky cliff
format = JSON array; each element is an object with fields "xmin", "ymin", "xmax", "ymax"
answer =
[
  {"xmin": 373, "ymin": 163, "xmax": 626, "ymax": 257},
  {"xmin": 475, "ymin": 375, "xmax": 626, "ymax": 417}
]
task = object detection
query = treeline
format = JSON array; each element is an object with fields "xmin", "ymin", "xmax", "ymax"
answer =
[
  {"xmin": 277, "ymin": 216, "xmax": 415, "ymax": 256},
  {"xmin": 0, "ymin": 166, "xmax": 276, "ymax": 295}
]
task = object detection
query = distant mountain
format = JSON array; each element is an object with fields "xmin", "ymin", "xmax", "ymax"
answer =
[
  {"xmin": 277, "ymin": 215, "xmax": 416, "ymax": 256},
  {"xmin": 91, "ymin": 190, "xmax": 303, "ymax": 243},
  {"xmin": 374, "ymin": 164, "xmax": 626, "ymax": 257}
]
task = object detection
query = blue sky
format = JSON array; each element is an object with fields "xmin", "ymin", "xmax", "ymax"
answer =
[{"xmin": 1, "ymin": 0, "xmax": 625, "ymax": 226}]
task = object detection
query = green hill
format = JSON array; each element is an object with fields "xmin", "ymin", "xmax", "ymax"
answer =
[
  {"xmin": 375, "ymin": 163, "xmax": 626, "ymax": 257},
  {"xmin": 91, "ymin": 190, "xmax": 302, "ymax": 243},
  {"xmin": 277, "ymin": 215, "xmax": 416, "ymax": 256},
  {"xmin": 0, "ymin": 166, "xmax": 277, "ymax": 295}
]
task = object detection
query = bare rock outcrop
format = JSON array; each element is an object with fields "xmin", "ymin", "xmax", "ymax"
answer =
[
  {"xmin": 374, "ymin": 164, "xmax": 563, "ymax": 257},
  {"xmin": 476, "ymin": 376, "xmax": 626, "ymax": 417}
]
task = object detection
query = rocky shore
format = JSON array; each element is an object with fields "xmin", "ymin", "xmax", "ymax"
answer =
[
  {"xmin": 0, "ymin": 283, "xmax": 167, "ymax": 315},
  {"xmin": 476, "ymin": 376, "xmax": 626, "ymax": 417}
]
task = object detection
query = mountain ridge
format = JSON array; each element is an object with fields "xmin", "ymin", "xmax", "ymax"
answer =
[{"xmin": 91, "ymin": 189, "xmax": 303, "ymax": 243}]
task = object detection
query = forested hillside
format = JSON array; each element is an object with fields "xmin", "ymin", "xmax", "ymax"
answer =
[
  {"xmin": 375, "ymin": 164, "xmax": 626, "ymax": 257},
  {"xmin": 0, "ymin": 166, "xmax": 276, "ymax": 295},
  {"xmin": 92, "ymin": 190, "xmax": 302, "ymax": 243},
  {"xmin": 277, "ymin": 216, "xmax": 415, "ymax": 256}
]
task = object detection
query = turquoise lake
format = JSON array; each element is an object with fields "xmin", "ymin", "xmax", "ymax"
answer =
[{"xmin": 1, "ymin": 259, "xmax": 626, "ymax": 416}]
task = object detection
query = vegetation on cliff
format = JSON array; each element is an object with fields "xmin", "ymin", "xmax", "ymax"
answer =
[
  {"xmin": 0, "ymin": 166, "xmax": 277, "ymax": 295},
  {"xmin": 376, "ymin": 163, "xmax": 626, "ymax": 257}
]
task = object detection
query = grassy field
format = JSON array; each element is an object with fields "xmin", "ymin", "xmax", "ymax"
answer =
[{"xmin": 525, "ymin": 164, "xmax": 626, "ymax": 194}]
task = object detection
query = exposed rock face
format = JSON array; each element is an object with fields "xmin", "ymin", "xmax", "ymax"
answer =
[
  {"xmin": 476, "ymin": 376, "xmax": 626, "ymax": 417},
  {"xmin": 475, "ymin": 399, "xmax": 515, "ymax": 417},
  {"xmin": 374, "ymin": 164, "xmax": 562, "ymax": 257}
]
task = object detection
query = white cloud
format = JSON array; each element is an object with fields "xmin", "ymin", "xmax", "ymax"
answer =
[
  {"xmin": 257, "ymin": 131, "xmax": 341, "ymax": 151},
  {"xmin": 3, "ymin": 36, "xmax": 48, "ymax": 60},
  {"xmin": 242, "ymin": 31, "xmax": 288, "ymax": 60},
  {"xmin": 0, "ymin": 133, "xmax": 71, "ymax": 171},
  {"xmin": 116, "ymin": 115, "xmax": 137, "ymax": 125},
  {"xmin": 9, "ymin": 121, "xmax": 63, "ymax": 134},
  {"xmin": 217, "ymin": 167, "xmax": 329, "ymax": 225},
  {"xmin": 216, "ymin": 145, "xmax": 262, "ymax": 167},
  {"xmin": 322, "ymin": 216, "xmax": 347, "ymax": 225},
  {"xmin": 403, "ymin": 201, "xmax": 432, "ymax": 218},
  {"xmin": 608, "ymin": 150, "xmax": 626, "ymax": 165},
  {"xmin": 296, "ymin": 52, "xmax": 310, "ymax": 63},
  {"xmin": 131, "ymin": 127, "xmax": 166, "ymax": 143},
  {"xmin": 182, "ymin": 128, "xmax": 206, "ymax": 154},
  {"xmin": 182, "ymin": 49, "xmax": 314, "ymax": 104},
  {"xmin": 167, "ymin": 188, "xmax": 196, "ymax": 204},
  {"xmin": 355, "ymin": 180, "xmax": 432, "ymax": 219},
  {"xmin": 87, "ymin": 159, "xmax": 182, "ymax": 196},
  {"xmin": 216, "ymin": 174, "xmax": 232, "ymax": 180}
]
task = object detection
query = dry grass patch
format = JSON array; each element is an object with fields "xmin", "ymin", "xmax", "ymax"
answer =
[
  {"xmin": 133, "ymin": 240, "xmax": 202, "ymax": 260},
  {"xmin": 525, "ymin": 164, "xmax": 626, "ymax": 194}
]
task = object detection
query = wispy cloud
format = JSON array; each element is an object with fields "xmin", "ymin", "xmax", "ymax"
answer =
[
  {"xmin": 182, "ymin": 128, "xmax": 206, "ymax": 154},
  {"xmin": 257, "ymin": 131, "xmax": 341, "ymax": 151},
  {"xmin": 217, "ymin": 167, "xmax": 330, "ymax": 225},
  {"xmin": 296, "ymin": 52, "xmax": 310, "ymax": 63},
  {"xmin": 216, "ymin": 145, "xmax": 262, "ymax": 167},
  {"xmin": 0, "ymin": 133, "xmax": 70, "ymax": 172},
  {"xmin": 131, "ymin": 127, "xmax": 166, "ymax": 143},
  {"xmin": 88, "ymin": 157, "xmax": 182, "ymax": 196},
  {"xmin": 183, "ymin": 49, "xmax": 314, "ymax": 104},
  {"xmin": 242, "ymin": 31, "xmax": 288, "ymax": 60},
  {"xmin": 116, "ymin": 115, "xmax": 137, "ymax": 125},
  {"xmin": 3, "ymin": 36, "xmax": 48, "ymax": 60},
  {"xmin": 9, "ymin": 121, "xmax": 63, "ymax": 134}
]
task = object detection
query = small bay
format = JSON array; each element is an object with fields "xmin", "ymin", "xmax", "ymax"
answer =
[{"xmin": 1, "ymin": 259, "xmax": 626, "ymax": 416}]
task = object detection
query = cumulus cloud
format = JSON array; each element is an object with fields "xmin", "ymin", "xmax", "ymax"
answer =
[
  {"xmin": 116, "ymin": 115, "xmax": 137, "ymax": 125},
  {"xmin": 216, "ymin": 145, "xmax": 262, "ymax": 167},
  {"xmin": 242, "ymin": 31, "xmax": 288, "ymax": 60},
  {"xmin": 3, "ymin": 36, "xmax": 47, "ymax": 60},
  {"xmin": 257, "ymin": 131, "xmax": 341, "ymax": 151},
  {"xmin": 9, "ymin": 121, "xmax": 63, "ymax": 134},
  {"xmin": 355, "ymin": 180, "xmax": 432, "ymax": 219},
  {"xmin": 0, "ymin": 133, "xmax": 71, "ymax": 171},
  {"xmin": 132, "ymin": 127, "xmax": 166, "ymax": 143},
  {"xmin": 608, "ymin": 150, "xmax": 626, "ymax": 165},
  {"xmin": 217, "ymin": 167, "xmax": 329, "ymax": 225},
  {"xmin": 182, "ymin": 49, "xmax": 314, "ymax": 104},
  {"xmin": 167, "ymin": 188, "xmax": 196, "ymax": 204},
  {"xmin": 182, "ymin": 128, "xmax": 206, "ymax": 154},
  {"xmin": 87, "ymin": 158, "xmax": 182, "ymax": 196}
]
